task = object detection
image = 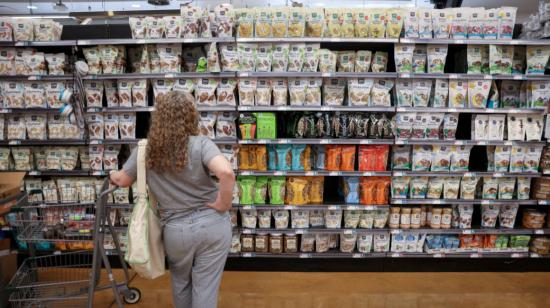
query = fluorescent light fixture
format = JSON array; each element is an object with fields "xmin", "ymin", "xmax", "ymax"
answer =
[
  {"xmin": 27, "ymin": 5, "xmax": 38, "ymax": 9},
  {"xmin": 12, "ymin": 15, "xmax": 72, "ymax": 19},
  {"xmin": 131, "ymin": 4, "xmax": 141, "ymax": 8}
]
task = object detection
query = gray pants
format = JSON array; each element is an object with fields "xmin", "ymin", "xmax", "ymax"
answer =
[{"xmin": 163, "ymin": 208, "xmax": 231, "ymax": 308}]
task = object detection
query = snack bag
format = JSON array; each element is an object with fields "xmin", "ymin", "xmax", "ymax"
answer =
[
  {"xmin": 306, "ymin": 8, "xmax": 325, "ymax": 37},
  {"xmin": 368, "ymin": 9, "xmax": 386, "ymax": 38},
  {"xmin": 285, "ymin": 177, "xmax": 310, "ymax": 205},
  {"xmin": 386, "ymin": 9, "xmax": 404, "ymax": 38},
  {"xmin": 268, "ymin": 177, "xmax": 286, "ymax": 205},
  {"xmin": 255, "ymin": 8, "xmax": 272, "ymax": 37},
  {"xmin": 404, "ymin": 9, "xmax": 419, "ymax": 38}
]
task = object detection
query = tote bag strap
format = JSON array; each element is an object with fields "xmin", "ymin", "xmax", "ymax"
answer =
[{"xmin": 137, "ymin": 139, "xmax": 148, "ymax": 200}]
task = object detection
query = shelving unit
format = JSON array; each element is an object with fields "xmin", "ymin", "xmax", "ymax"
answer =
[{"xmin": 1, "ymin": 20, "xmax": 549, "ymax": 263}]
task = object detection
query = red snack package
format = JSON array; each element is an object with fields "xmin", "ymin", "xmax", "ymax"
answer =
[
  {"xmin": 325, "ymin": 145, "xmax": 342, "ymax": 171},
  {"xmin": 340, "ymin": 145, "xmax": 356, "ymax": 171},
  {"xmin": 375, "ymin": 177, "xmax": 391, "ymax": 204}
]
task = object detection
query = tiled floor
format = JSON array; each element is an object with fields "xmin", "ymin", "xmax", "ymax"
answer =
[{"xmin": 94, "ymin": 271, "xmax": 550, "ymax": 308}]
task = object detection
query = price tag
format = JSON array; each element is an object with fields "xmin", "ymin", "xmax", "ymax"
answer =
[
  {"xmin": 89, "ymin": 140, "xmax": 101, "ymax": 145},
  {"xmin": 28, "ymin": 171, "xmax": 40, "ymax": 176},
  {"xmin": 91, "ymin": 171, "xmax": 105, "ymax": 176},
  {"xmin": 448, "ymin": 108, "xmax": 458, "ymax": 113},
  {"xmin": 240, "ymin": 72, "xmax": 249, "ymax": 77},
  {"xmin": 396, "ymin": 108, "xmax": 407, "ymax": 112},
  {"xmin": 464, "ymin": 172, "xmax": 475, "ymax": 177},
  {"xmin": 531, "ymin": 253, "xmax": 541, "ymax": 258},
  {"xmin": 359, "ymin": 140, "xmax": 372, "ymax": 144},
  {"xmin": 395, "ymin": 139, "xmax": 407, "ymax": 145},
  {"xmin": 513, "ymin": 75, "xmax": 523, "ymax": 80},
  {"xmin": 481, "ymin": 200, "xmax": 490, "ymax": 205},
  {"xmin": 240, "ymin": 171, "xmax": 251, "ymax": 176},
  {"xmin": 455, "ymin": 40, "xmax": 464, "ymax": 44},
  {"xmin": 243, "ymin": 206, "xmax": 253, "ymax": 210},
  {"xmin": 539, "ymin": 200, "xmax": 549, "ymax": 205},
  {"xmin": 483, "ymin": 75, "xmax": 492, "ymax": 80},
  {"xmin": 284, "ymin": 206, "xmax": 295, "ymax": 210},
  {"xmin": 273, "ymin": 171, "xmax": 284, "ymax": 176},
  {"xmin": 331, "ymin": 38, "xmax": 342, "ymax": 42},
  {"xmin": 391, "ymin": 230, "xmax": 402, "ymax": 234},
  {"xmin": 364, "ymin": 206, "xmax": 375, "ymax": 210},
  {"xmin": 28, "ymin": 75, "xmax": 39, "ymax": 81},
  {"xmin": 433, "ymin": 200, "xmax": 443, "ymax": 204},
  {"xmin": 535, "ymin": 229, "xmax": 545, "ymax": 235},
  {"xmin": 9, "ymin": 140, "xmax": 21, "ymax": 145},
  {"xmin": 363, "ymin": 172, "xmax": 373, "ymax": 176},
  {"xmin": 433, "ymin": 253, "xmax": 444, "ymax": 258},
  {"xmin": 511, "ymin": 253, "xmax": 522, "ymax": 258},
  {"xmin": 344, "ymin": 230, "xmax": 354, "ymax": 235},
  {"xmin": 477, "ymin": 141, "xmax": 487, "ymax": 145},
  {"xmin": 305, "ymin": 171, "xmax": 316, "ymax": 176},
  {"xmin": 135, "ymin": 39, "xmax": 146, "ymax": 44},
  {"xmin": 391, "ymin": 253, "xmax": 401, "ymax": 258},
  {"xmin": 493, "ymin": 173, "xmax": 504, "ymax": 178},
  {"xmin": 448, "ymin": 74, "xmax": 459, "ymax": 79},
  {"xmin": 299, "ymin": 253, "xmax": 311, "ymax": 258},
  {"xmin": 242, "ymin": 229, "xmax": 252, "ymax": 234},
  {"xmin": 242, "ymin": 253, "xmax": 253, "ymax": 257},
  {"xmin": 504, "ymin": 141, "xmax": 513, "ymax": 146},
  {"xmin": 352, "ymin": 253, "xmax": 362, "ymax": 258},
  {"xmin": 462, "ymin": 230, "xmax": 474, "ymax": 234},
  {"xmin": 400, "ymin": 73, "xmax": 411, "ymax": 78},
  {"xmin": 256, "ymin": 139, "xmax": 267, "ymax": 144},
  {"xmin": 393, "ymin": 199, "xmax": 403, "ymax": 204},
  {"xmin": 510, "ymin": 40, "xmax": 520, "ymax": 45},
  {"xmin": 347, "ymin": 206, "xmax": 360, "ymax": 210},
  {"xmin": 276, "ymin": 106, "xmax": 287, "ymax": 111},
  {"xmin": 454, "ymin": 140, "xmax": 465, "ymax": 145},
  {"xmin": 328, "ymin": 206, "xmax": 339, "ymax": 210},
  {"xmin": 0, "ymin": 108, "xmax": 9, "ymax": 113},
  {"xmin": 328, "ymin": 171, "xmax": 339, "ymax": 176},
  {"xmin": 54, "ymin": 250, "xmax": 62, "ymax": 255},
  {"xmin": 394, "ymin": 172, "xmax": 405, "ymax": 176},
  {"xmin": 322, "ymin": 73, "xmax": 331, "ymax": 77},
  {"xmin": 164, "ymin": 73, "xmax": 175, "ymax": 78},
  {"xmin": 470, "ymin": 253, "xmax": 481, "ymax": 258},
  {"xmin": 295, "ymin": 229, "xmax": 304, "ymax": 234},
  {"xmin": 320, "ymin": 106, "xmax": 330, "ymax": 111},
  {"xmin": 277, "ymin": 139, "xmax": 289, "ymax": 144},
  {"xmin": 320, "ymin": 139, "xmax": 330, "ymax": 144}
]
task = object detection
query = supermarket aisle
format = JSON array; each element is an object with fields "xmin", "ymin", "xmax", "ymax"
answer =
[{"xmin": 95, "ymin": 271, "xmax": 550, "ymax": 308}]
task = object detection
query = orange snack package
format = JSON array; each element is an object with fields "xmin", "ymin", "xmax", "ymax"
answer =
[
  {"xmin": 325, "ymin": 145, "xmax": 342, "ymax": 171},
  {"xmin": 374, "ymin": 145, "xmax": 390, "ymax": 171},
  {"xmin": 256, "ymin": 145, "xmax": 267, "ymax": 171},
  {"xmin": 340, "ymin": 145, "xmax": 356, "ymax": 171},
  {"xmin": 375, "ymin": 177, "xmax": 391, "ymax": 204},
  {"xmin": 238, "ymin": 145, "xmax": 251, "ymax": 170},
  {"xmin": 359, "ymin": 177, "xmax": 376, "ymax": 204},
  {"xmin": 285, "ymin": 176, "xmax": 310, "ymax": 205},
  {"xmin": 358, "ymin": 145, "xmax": 390, "ymax": 171},
  {"xmin": 308, "ymin": 176, "xmax": 325, "ymax": 203}
]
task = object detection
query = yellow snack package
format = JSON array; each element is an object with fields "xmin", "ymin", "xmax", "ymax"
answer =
[
  {"xmin": 288, "ymin": 7, "xmax": 306, "ymax": 37},
  {"xmin": 386, "ymin": 8, "xmax": 404, "ymax": 38},
  {"xmin": 237, "ymin": 8, "xmax": 254, "ymax": 38},
  {"xmin": 354, "ymin": 9, "xmax": 369, "ymax": 38},
  {"xmin": 255, "ymin": 7, "xmax": 272, "ymax": 37},
  {"xmin": 272, "ymin": 7, "xmax": 289, "ymax": 37},
  {"xmin": 325, "ymin": 8, "xmax": 342, "ymax": 37},
  {"xmin": 368, "ymin": 9, "xmax": 386, "ymax": 38},
  {"xmin": 341, "ymin": 9, "xmax": 355, "ymax": 38},
  {"xmin": 285, "ymin": 176, "xmax": 310, "ymax": 205},
  {"xmin": 306, "ymin": 8, "xmax": 325, "ymax": 37},
  {"xmin": 309, "ymin": 176, "xmax": 325, "ymax": 204}
]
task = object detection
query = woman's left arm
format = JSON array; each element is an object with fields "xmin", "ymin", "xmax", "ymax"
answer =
[{"xmin": 109, "ymin": 170, "xmax": 135, "ymax": 188}]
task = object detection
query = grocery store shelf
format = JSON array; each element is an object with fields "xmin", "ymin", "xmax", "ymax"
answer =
[
  {"xmin": 234, "ymin": 204, "xmax": 383, "ymax": 211},
  {"xmin": 237, "ymin": 227, "xmax": 550, "ymax": 235},
  {"xmin": 392, "ymin": 171, "xmax": 541, "ymax": 178},
  {"xmin": 0, "ymin": 108, "xmax": 61, "ymax": 114},
  {"xmin": 238, "ymin": 170, "xmax": 392, "ymax": 176},
  {"xmin": 230, "ymin": 252, "xmax": 388, "ymax": 258},
  {"xmin": 0, "ymin": 139, "xmax": 87, "ymax": 146},
  {"xmin": 86, "ymin": 106, "xmax": 236, "ymax": 113},
  {"xmin": 0, "ymin": 75, "xmax": 74, "ymax": 81},
  {"xmin": 391, "ymin": 199, "xmax": 540, "ymax": 205},
  {"xmin": 396, "ymin": 106, "xmax": 547, "ymax": 113},
  {"xmin": 81, "ymin": 72, "xmax": 236, "ymax": 80},
  {"xmin": 387, "ymin": 251, "xmax": 530, "ymax": 258},
  {"xmin": 399, "ymin": 38, "xmax": 550, "ymax": 45},
  {"xmin": 237, "ymin": 72, "xmax": 397, "ymax": 78},
  {"xmin": 238, "ymin": 138, "xmax": 394, "ymax": 145},
  {"xmin": 235, "ymin": 37, "xmax": 399, "ymax": 43},
  {"xmin": 237, "ymin": 106, "xmax": 395, "ymax": 112},
  {"xmin": 394, "ymin": 139, "xmax": 547, "ymax": 146},
  {"xmin": 89, "ymin": 139, "xmax": 139, "ymax": 145},
  {"xmin": 76, "ymin": 37, "xmax": 235, "ymax": 46}
]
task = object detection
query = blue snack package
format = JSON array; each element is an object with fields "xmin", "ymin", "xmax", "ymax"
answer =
[
  {"xmin": 275, "ymin": 144, "xmax": 292, "ymax": 171},
  {"xmin": 314, "ymin": 145, "xmax": 326, "ymax": 170},
  {"xmin": 267, "ymin": 145, "xmax": 277, "ymax": 170},
  {"xmin": 343, "ymin": 177, "xmax": 360, "ymax": 204},
  {"xmin": 291, "ymin": 144, "xmax": 307, "ymax": 171}
]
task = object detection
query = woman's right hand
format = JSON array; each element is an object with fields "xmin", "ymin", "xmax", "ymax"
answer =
[{"xmin": 207, "ymin": 196, "xmax": 232, "ymax": 213}]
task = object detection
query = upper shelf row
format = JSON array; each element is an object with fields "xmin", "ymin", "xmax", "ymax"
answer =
[{"xmin": 2, "ymin": 37, "xmax": 550, "ymax": 47}]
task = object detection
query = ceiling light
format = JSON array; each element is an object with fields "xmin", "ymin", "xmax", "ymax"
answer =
[
  {"xmin": 27, "ymin": 5, "xmax": 38, "ymax": 9},
  {"xmin": 131, "ymin": 4, "xmax": 141, "ymax": 8}
]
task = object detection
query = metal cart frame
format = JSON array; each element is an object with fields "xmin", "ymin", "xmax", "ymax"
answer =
[{"xmin": 8, "ymin": 178, "xmax": 141, "ymax": 307}]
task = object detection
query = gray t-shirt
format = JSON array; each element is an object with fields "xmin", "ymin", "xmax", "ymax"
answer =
[{"xmin": 122, "ymin": 136, "xmax": 221, "ymax": 222}]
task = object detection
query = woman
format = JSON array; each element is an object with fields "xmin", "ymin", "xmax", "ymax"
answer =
[{"xmin": 109, "ymin": 91, "xmax": 235, "ymax": 308}]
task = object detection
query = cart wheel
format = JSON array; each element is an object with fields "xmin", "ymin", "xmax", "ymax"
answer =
[{"xmin": 123, "ymin": 287, "xmax": 141, "ymax": 304}]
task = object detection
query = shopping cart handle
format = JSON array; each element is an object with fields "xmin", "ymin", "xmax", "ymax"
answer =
[{"xmin": 99, "ymin": 177, "xmax": 119, "ymax": 198}]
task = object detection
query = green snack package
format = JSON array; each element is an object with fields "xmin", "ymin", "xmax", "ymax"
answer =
[
  {"xmin": 510, "ymin": 235, "xmax": 530, "ymax": 248},
  {"xmin": 268, "ymin": 176, "xmax": 286, "ymax": 205},
  {"xmin": 238, "ymin": 113, "xmax": 257, "ymax": 139},
  {"xmin": 196, "ymin": 57, "xmax": 208, "ymax": 72},
  {"xmin": 238, "ymin": 176, "xmax": 256, "ymax": 204},
  {"xmin": 253, "ymin": 176, "xmax": 269, "ymax": 204},
  {"xmin": 495, "ymin": 235, "xmax": 509, "ymax": 249},
  {"xmin": 255, "ymin": 112, "xmax": 277, "ymax": 139}
]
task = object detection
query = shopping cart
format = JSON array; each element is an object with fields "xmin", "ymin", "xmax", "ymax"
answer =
[{"xmin": 8, "ymin": 178, "xmax": 141, "ymax": 307}]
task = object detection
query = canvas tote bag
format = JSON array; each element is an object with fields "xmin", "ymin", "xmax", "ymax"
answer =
[{"xmin": 125, "ymin": 139, "xmax": 165, "ymax": 279}]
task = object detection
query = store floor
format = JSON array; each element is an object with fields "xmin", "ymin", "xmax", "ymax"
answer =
[{"xmin": 94, "ymin": 270, "xmax": 550, "ymax": 308}]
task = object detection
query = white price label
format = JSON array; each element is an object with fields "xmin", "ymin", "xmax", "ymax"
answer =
[
  {"xmin": 400, "ymin": 73, "xmax": 411, "ymax": 78},
  {"xmin": 344, "ymin": 230, "xmax": 354, "ymax": 235},
  {"xmin": 448, "ymin": 108, "xmax": 458, "ymax": 113},
  {"xmin": 483, "ymin": 75, "xmax": 492, "ymax": 80},
  {"xmin": 395, "ymin": 139, "xmax": 407, "ymax": 145},
  {"xmin": 54, "ymin": 250, "xmax": 62, "ymax": 255},
  {"xmin": 320, "ymin": 106, "xmax": 330, "ymax": 111},
  {"xmin": 393, "ymin": 199, "xmax": 404, "ymax": 204},
  {"xmin": 328, "ymin": 206, "xmax": 339, "ymax": 210},
  {"xmin": 539, "ymin": 200, "xmax": 549, "ymax": 205},
  {"xmin": 511, "ymin": 253, "xmax": 522, "ymax": 258},
  {"xmin": 299, "ymin": 253, "xmax": 311, "ymax": 258},
  {"xmin": 363, "ymin": 172, "xmax": 373, "ymax": 176},
  {"xmin": 455, "ymin": 40, "xmax": 464, "ymax": 44},
  {"xmin": 277, "ymin": 139, "xmax": 289, "ymax": 144},
  {"xmin": 352, "ymin": 253, "xmax": 362, "ymax": 258},
  {"xmin": 531, "ymin": 253, "xmax": 541, "ymax": 258},
  {"xmin": 360, "ymin": 140, "xmax": 371, "ymax": 144},
  {"xmin": 391, "ymin": 253, "xmax": 401, "ymax": 258},
  {"xmin": 328, "ymin": 172, "xmax": 339, "ymax": 176},
  {"xmin": 394, "ymin": 172, "xmax": 405, "ymax": 176},
  {"xmin": 295, "ymin": 229, "xmax": 304, "ymax": 234},
  {"xmin": 331, "ymin": 38, "xmax": 342, "ymax": 42},
  {"xmin": 164, "ymin": 73, "xmax": 175, "ymax": 78},
  {"xmin": 510, "ymin": 40, "xmax": 520, "ymax": 45},
  {"xmin": 276, "ymin": 106, "xmax": 287, "ymax": 111},
  {"xmin": 454, "ymin": 141, "xmax": 465, "ymax": 145},
  {"xmin": 433, "ymin": 253, "xmax": 444, "ymax": 258},
  {"xmin": 28, "ymin": 171, "xmax": 40, "ymax": 176},
  {"xmin": 242, "ymin": 229, "xmax": 252, "ymax": 234},
  {"xmin": 485, "ymin": 109, "xmax": 495, "ymax": 113},
  {"xmin": 242, "ymin": 253, "xmax": 253, "ymax": 257},
  {"xmin": 28, "ymin": 75, "xmax": 39, "ymax": 80},
  {"xmin": 433, "ymin": 200, "xmax": 443, "ymax": 204},
  {"xmin": 89, "ymin": 140, "xmax": 101, "ymax": 145},
  {"xmin": 504, "ymin": 141, "xmax": 513, "ymax": 146},
  {"xmin": 481, "ymin": 200, "xmax": 490, "ymax": 205},
  {"xmin": 513, "ymin": 75, "xmax": 523, "ymax": 80},
  {"xmin": 320, "ymin": 139, "xmax": 330, "ymax": 144},
  {"xmin": 464, "ymin": 172, "xmax": 475, "ymax": 177},
  {"xmin": 243, "ymin": 206, "xmax": 253, "ymax": 210},
  {"xmin": 322, "ymin": 73, "xmax": 331, "ymax": 77},
  {"xmin": 135, "ymin": 39, "xmax": 146, "ymax": 44},
  {"xmin": 240, "ymin": 171, "xmax": 251, "ymax": 176},
  {"xmin": 9, "ymin": 140, "xmax": 21, "ymax": 145},
  {"xmin": 535, "ymin": 229, "xmax": 545, "ymax": 235},
  {"xmin": 396, "ymin": 108, "xmax": 407, "ymax": 112},
  {"xmin": 493, "ymin": 173, "xmax": 504, "ymax": 178},
  {"xmin": 449, "ymin": 74, "xmax": 459, "ymax": 79},
  {"xmin": 91, "ymin": 171, "xmax": 105, "ymax": 176},
  {"xmin": 257, "ymin": 140, "xmax": 267, "ymax": 144},
  {"xmin": 240, "ymin": 72, "xmax": 249, "ymax": 77},
  {"xmin": 284, "ymin": 206, "xmax": 295, "ymax": 210},
  {"xmin": 305, "ymin": 171, "xmax": 316, "ymax": 176},
  {"xmin": 462, "ymin": 230, "xmax": 474, "ymax": 234},
  {"xmin": 470, "ymin": 253, "xmax": 481, "ymax": 258},
  {"xmin": 391, "ymin": 229, "xmax": 402, "ymax": 234},
  {"xmin": 273, "ymin": 171, "xmax": 284, "ymax": 176},
  {"xmin": 477, "ymin": 141, "xmax": 487, "ymax": 145}
]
